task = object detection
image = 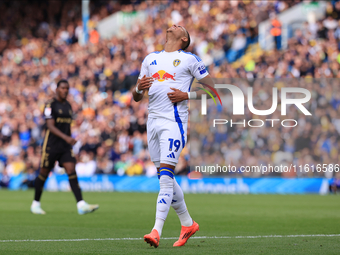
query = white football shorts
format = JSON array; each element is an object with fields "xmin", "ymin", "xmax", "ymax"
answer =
[{"xmin": 147, "ymin": 117, "xmax": 187, "ymax": 167}]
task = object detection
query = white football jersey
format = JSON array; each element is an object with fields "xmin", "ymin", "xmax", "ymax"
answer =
[{"xmin": 138, "ymin": 50, "xmax": 209, "ymax": 122}]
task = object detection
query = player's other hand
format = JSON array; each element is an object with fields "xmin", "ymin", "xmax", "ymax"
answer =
[
  {"xmin": 138, "ymin": 75, "xmax": 153, "ymax": 91},
  {"xmin": 65, "ymin": 136, "xmax": 77, "ymax": 146},
  {"xmin": 167, "ymin": 87, "xmax": 189, "ymax": 103}
]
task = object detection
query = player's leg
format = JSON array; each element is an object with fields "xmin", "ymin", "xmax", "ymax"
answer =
[
  {"xmin": 152, "ymin": 163, "xmax": 175, "ymax": 236},
  {"xmin": 159, "ymin": 120, "xmax": 199, "ymax": 246},
  {"xmin": 61, "ymin": 151, "xmax": 99, "ymax": 215},
  {"xmin": 31, "ymin": 150, "xmax": 56, "ymax": 214},
  {"xmin": 144, "ymin": 163, "xmax": 174, "ymax": 248},
  {"xmin": 153, "ymin": 168, "xmax": 195, "ymax": 242},
  {"xmin": 31, "ymin": 166, "xmax": 52, "ymax": 214},
  {"xmin": 172, "ymin": 177, "xmax": 193, "ymax": 226},
  {"xmin": 63, "ymin": 162, "xmax": 99, "ymax": 214},
  {"xmin": 63, "ymin": 162, "xmax": 83, "ymax": 202},
  {"xmin": 172, "ymin": 176, "xmax": 199, "ymax": 247},
  {"xmin": 144, "ymin": 118, "xmax": 163, "ymax": 248}
]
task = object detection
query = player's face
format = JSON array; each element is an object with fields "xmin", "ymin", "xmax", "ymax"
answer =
[
  {"xmin": 166, "ymin": 24, "xmax": 187, "ymax": 42},
  {"xmin": 57, "ymin": 82, "xmax": 69, "ymax": 100}
]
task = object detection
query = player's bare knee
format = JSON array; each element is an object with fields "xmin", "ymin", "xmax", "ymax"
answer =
[
  {"xmin": 160, "ymin": 161, "xmax": 176, "ymax": 168},
  {"xmin": 65, "ymin": 169, "xmax": 76, "ymax": 176},
  {"xmin": 39, "ymin": 168, "xmax": 50, "ymax": 177},
  {"xmin": 63, "ymin": 163, "xmax": 76, "ymax": 175}
]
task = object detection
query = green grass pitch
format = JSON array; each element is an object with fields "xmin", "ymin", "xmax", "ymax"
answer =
[{"xmin": 0, "ymin": 190, "xmax": 339, "ymax": 254}]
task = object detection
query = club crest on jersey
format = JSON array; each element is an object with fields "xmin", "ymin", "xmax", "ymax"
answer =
[
  {"xmin": 59, "ymin": 109, "xmax": 63, "ymax": 114},
  {"xmin": 173, "ymin": 59, "xmax": 181, "ymax": 67}
]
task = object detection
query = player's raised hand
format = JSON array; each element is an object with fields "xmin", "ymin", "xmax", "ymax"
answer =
[
  {"xmin": 65, "ymin": 136, "xmax": 77, "ymax": 146},
  {"xmin": 138, "ymin": 75, "xmax": 153, "ymax": 90},
  {"xmin": 167, "ymin": 87, "xmax": 188, "ymax": 103}
]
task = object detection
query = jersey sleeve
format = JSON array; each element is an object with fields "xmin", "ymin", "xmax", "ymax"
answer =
[
  {"xmin": 43, "ymin": 101, "xmax": 54, "ymax": 120},
  {"xmin": 188, "ymin": 55, "xmax": 209, "ymax": 80},
  {"xmin": 138, "ymin": 57, "xmax": 149, "ymax": 79}
]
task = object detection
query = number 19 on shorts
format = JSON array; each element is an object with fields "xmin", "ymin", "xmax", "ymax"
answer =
[{"xmin": 168, "ymin": 138, "xmax": 180, "ymax": 152}]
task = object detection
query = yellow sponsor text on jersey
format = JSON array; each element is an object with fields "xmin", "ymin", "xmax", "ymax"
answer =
[{"xmin": 56, "ymin": 118, "xmax": 72, "ymax": 123}]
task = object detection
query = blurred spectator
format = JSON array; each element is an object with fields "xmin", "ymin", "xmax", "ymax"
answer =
[
  {"xmin": 75, "ymin": 151, "xmax": 96, "ymax": 177},
  {"xmin": 329, "ymin": 172, "xmax": 340, "ymax": 193},
  {"xmin": 0, "ymin": 169, "xmax": 10, "ymax": 188},
  {"xmin": 21, "ymin": 168, "xmax": 37, "ymax": 189},
  {"xmin": 6, "ymin": 155, "xmax": 25, "ymax": 177},
  {"xmin": 270, "ymin": 13, "xmax": 282, "ymax": 50},
  {"xmin": 96, "ymin": 146, "xmax": 114, "ymax": 174}
]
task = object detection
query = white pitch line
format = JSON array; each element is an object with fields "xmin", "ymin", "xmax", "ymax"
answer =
[{"xmin": 0, "ymin": 234, "xmax": 339, "ymax": 243}]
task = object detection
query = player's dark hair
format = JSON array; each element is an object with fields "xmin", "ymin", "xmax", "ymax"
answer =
[
  {"xmin": 57, "ymin": 79, "xmax": 69, "ymax": 87},
  {"xmin": 182, "ymin": 30, "xmax": 191, "ymax": 51}
]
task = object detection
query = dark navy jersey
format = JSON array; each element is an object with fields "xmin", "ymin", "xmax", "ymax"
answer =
[{"xmin": 42, "ymin": 98, "xmax": 73, "ymax": 152}]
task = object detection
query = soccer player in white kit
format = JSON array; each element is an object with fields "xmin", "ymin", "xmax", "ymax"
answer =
[{"xmin": 133, "ymin": 24, "xmax": 215, "ymax": 248}]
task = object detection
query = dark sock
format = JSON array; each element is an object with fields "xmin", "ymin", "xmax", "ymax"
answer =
[
  {"xmin": 34, "ymin": 174, "xmax": 47, "ymax": 202},
  {"xmin": 68, "ymin": 173, "xmax": 83, "ymax": 202}
]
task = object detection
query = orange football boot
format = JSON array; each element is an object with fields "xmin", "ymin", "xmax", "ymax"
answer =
[
  {"xmin": 144, "ymin": 229, "xmax": 160, "ymax": 248},
  {"xmin": 173, "ymin": 221, "xmax": 199, "ymax": 247}
]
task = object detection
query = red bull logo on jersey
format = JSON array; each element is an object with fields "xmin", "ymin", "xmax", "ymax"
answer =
[{"xmin": 151, "ymin": 70, "xmax": 176, "ymax": 82}]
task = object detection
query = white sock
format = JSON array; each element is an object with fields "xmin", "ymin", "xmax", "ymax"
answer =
[
  {"xmin": 153, "ymin": 218, "xmax": 165, "ymax": 237},
  {"xmin": 32, "ymin": 200, "xmax": 40, "ymax": 207},
  {"xmin": 153, "ymin": 175, "xmax": 173, "ymax": 237},
  {"xmin": 178, "ymin": 210, "xmax": 193, "ymax": 227},
  {"xmin": 171, "ymin": 178, "xmax": 193, "ymax": 227},
  {"xmin": 77, "ymin": 200, "xmax": 86, "ymax": 209}
]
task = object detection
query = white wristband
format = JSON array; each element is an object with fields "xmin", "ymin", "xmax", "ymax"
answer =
[
  {"xmin": 136, "ymin": 85, "xmax": 143, "ymax": 94},
  {"xmin": 187, "ymin": 92, "xmax": 197, "ymax": 100}
]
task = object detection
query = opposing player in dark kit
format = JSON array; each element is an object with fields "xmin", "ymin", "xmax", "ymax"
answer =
[{"xmin": 31, "ymin": 79, "xmax": 99, "ymax": 215}]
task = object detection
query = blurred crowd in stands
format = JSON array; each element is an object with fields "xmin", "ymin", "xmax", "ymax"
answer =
[{"xmin": 0, "ymin": 0, "xmax": 339, "ymax": 185}]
